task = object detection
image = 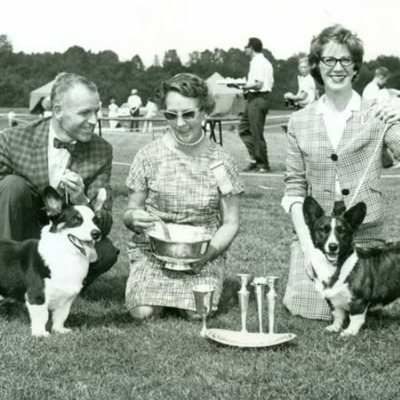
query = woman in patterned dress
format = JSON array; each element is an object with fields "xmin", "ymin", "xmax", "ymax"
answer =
[
  {"xmin": 124, "ymin": 73, "xmax": 244, "ymax": 319},
  {"xmin": 282, "ymin": 25, "xmax": 400, "ymax": 321}
]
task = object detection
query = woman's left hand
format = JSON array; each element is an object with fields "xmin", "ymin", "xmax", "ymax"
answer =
[
  {"xmin": 189, "ymin": 245, "xmax": 218, "ymax": 274},
  {"xmin": 374, "ymin": 98, "xmax": 400, "ymax": 124}
]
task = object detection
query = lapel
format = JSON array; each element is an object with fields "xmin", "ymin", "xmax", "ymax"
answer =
[
  {"xmin": 337, "ymin": 99, "xmax": 376, "ymax": 154},
  {"xmin": 318, "ymin": 114, "xmax": 335, "ymax": 154},
  {"xmin": 67, "ymin": 141, "xmax": 87, "ymax": 175},
  {"xmin": 31, "ymin": 118, "xmax": 51, "ymax": 188},
  {"xmin": 310, "ymin": 105, "xmax": 336, "ymax": 154}
]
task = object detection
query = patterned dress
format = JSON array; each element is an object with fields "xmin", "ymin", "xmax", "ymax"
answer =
[{"xmin": 125, "ymin": 138, "xmax": 244, "ymax": 312}]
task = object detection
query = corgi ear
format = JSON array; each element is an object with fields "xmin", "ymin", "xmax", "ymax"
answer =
[
  {"xmin": 343, "ymin": 202, "xmax": 367, "ymax": 232},
  {"xmin": 89, "ymin": 188, "xmax": 107, "ymax": 213},
  {"xmin": 303, "ymin": 197, "xmax": 324, "ymax": 229},
  {"xmin": 43, "ymin": 186, "xmax": 64, "ymax": 217}
]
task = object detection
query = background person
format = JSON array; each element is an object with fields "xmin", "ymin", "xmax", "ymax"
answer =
[
  {"xmin": 128, "ymin": 88, "xmax": 142, "ymax": 132},
  {"xmin": 0, "ymin": 72, "xmax": 119, "ymax": 288},
  {"xmin": 108, "ymin": 98, "xmax": 119, "ymax": 130},
  {"xmin": 363, "ymin": 67, "xmax": 398, "ymax": 168},
  {"xmin": 282, "ymin": 25, "xmax": 400, "ymax": 320},
  {"xmin": 142, "ymin": 98, "xmax": 158, "ymax": 134},
  {"xmin": 362, "ymin": 66, "xmax": 391, "ymax": 102},
  {"xmin": 123, "ymin": 73, "xmax": 244, "ymax": 320},
  {"xmin": 7, "ymin": 110, "xmax": 17, "ymax": 127},
  {"xmin": 284, "ymin": 57, "xmax": 317, "ymax": 109},
  {"xmin": 237, "ymin": 37, "xmax": 274, "ymax": 173}
]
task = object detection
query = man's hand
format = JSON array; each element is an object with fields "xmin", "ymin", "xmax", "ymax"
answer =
[
  {"xmin": 226, "ymin": 83, "xmax": 242, "ymax": 90},
  {"xmin": 60, "ymin": 169, "xmax": 87, "ymax": 204}
]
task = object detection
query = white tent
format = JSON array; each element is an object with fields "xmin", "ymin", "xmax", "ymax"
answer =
[
  {"xmin": 29, "ymin": 79, "xmax": 55, "ymax": 113},
  {"xmin": 206, "ymin": 72, "xmax": 245, "ymax": 117}
]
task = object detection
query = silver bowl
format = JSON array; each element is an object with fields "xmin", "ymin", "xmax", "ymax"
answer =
[{"xmin": 147, "ymin": 223, "xmax": 211, "ymax": 264}]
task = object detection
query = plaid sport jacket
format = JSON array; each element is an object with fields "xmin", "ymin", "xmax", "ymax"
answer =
[
  {"xmin": 0, "ymin": 118, "xmax": 114, "ymax": 235},
  {"xmin": 284, "ymin": 98, "xmax": 400, "ymax": 229}
]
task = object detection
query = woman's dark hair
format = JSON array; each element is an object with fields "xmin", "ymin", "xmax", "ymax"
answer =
[
  {"xmin": 308, "ymin": 25, "xmax": 364, "ymax": 86},
  {"xmin": 154, "ymin": 73, "xmax": 215, "ymax": 114}
]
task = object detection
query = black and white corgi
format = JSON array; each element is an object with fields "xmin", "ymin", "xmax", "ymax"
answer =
[
  {"xmin": 303, "ymin": 196, "xmax": 400, "ymax": 336},
  {"xmin": 0, "ymin": 186, "xmax": 106, "ymax": 337}
]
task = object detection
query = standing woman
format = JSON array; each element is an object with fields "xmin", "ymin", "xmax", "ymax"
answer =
[
  {"xmin": 124, "ymin": 73, "xmax": 244, "ymax": 319},
  {"xmin": 282, "ymin": 25, "xmax": 400, "ymax": 320}
]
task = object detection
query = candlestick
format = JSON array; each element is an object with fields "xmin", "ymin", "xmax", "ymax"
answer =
[
  {"xmin": 266, "ymin": 276, "xmax": 279, "ymax": 334},
  {"xmin": 237, "ymin": 273, "xmax": 251, "ymax": 332},
  {"xmin": 252, "ymin": 277, "xmax": 267, "ymax": 333}
]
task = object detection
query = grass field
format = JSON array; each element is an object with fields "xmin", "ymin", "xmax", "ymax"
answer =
[{"xmin": 1, "ymin": 113, "xmax": 400, "ymax": 399}]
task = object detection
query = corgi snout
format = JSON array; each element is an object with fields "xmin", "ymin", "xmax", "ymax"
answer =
[
  {"xmin": 328, "ymin": 242, "xmax": 339, "ymax": 253},
  {"xmin": 91, "ymin": 229, "xmax": 101, "ymax": 241}
]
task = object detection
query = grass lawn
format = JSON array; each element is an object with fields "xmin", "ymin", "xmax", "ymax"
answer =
[{"xmin": 1, "ymin": 115, "xmax": 400, "ymax": 399}]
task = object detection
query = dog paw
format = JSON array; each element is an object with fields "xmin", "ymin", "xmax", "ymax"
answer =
[
  {"xmin": 340, "ymin": 329, "xmax": 357, "ymax": 337},
  {"xmin": 53, "ymin": 327, "xmax": 72, "ymax": 334},
  {"xmin": 32, "ymin": 330, "xmax": 50, "ymax": 338},
  {"xmin": 325, "ymin": 324, "xmax": 342, "ymax": 333}
]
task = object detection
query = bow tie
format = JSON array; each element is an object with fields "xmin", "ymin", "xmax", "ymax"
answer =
[{"xmin": 53, "ymin": 137, "xmax": 76, "ymax": 154}]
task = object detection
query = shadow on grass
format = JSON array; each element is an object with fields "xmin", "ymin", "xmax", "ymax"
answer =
[
  {"xmin": 217, "ymin": 277, "xmax": 241, "ymax": 315},
  {"xmin": 0, "ymin": 299, "xmax": 28, "ymax": 321},
  {"xmin": 243, "ymin": 192, "xmax": 264, "ymax": 200},
  {"xmin": 67, "ymin": 310, "xmax": 140, "ymax": 329},
  {"xmin": 364, "ymin": 309, "xmax": 400, "ymax": 331},
  {"xmin": 80, "ymin": 274, "xmax": 127, "ymax": 303}
]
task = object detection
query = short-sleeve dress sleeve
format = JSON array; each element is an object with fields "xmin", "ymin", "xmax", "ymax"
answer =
[
  {"xmin": 223, "ymin": 153, "xmax": 245, "ymax": 197},
  {"xmin": 126, "ymin": 148, "xmax": 148, "ymax": 192}
]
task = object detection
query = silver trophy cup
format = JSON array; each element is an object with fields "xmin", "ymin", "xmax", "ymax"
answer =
[{"xmin": 193, "ymin": 284, "xmax": 215, "ymax": 337}]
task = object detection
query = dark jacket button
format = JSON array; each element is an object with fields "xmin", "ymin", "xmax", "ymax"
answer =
[
  {"xmin": 331, "ymin": 154, "xmax": 338, "ymax": 161},
  {"xmin": 342, "ymin": 189, "xmax": 350, "ymax": 196}
]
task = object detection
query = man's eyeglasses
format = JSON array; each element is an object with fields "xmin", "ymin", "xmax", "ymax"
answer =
[
  {"xmin": 161, "ymin": 109, "xmax": 199, "ymax": 121},
  {"xmin": 320, "ymin": 57, "xmax": 355, "ymax": 68}
]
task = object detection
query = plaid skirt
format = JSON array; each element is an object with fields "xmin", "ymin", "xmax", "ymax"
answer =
[
  {"xmin": 125, "ymin": 241, "xmax": 223, "ymax": 312},
  {"xmin": 283, "ymin": 238, "xmax": 332, "ymax": 321}
]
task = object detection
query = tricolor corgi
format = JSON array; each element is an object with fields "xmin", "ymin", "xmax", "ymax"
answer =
[
  {"xmin": 303, "ymin": 196, "xmax": 400, "ymax": 336},
  {"xmin": 0, "ymin": 186, "xmax": 106, "ymax": 337}
]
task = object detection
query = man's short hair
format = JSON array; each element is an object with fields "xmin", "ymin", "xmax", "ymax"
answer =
[
  {"xmin": 375, "ymin": 67, "xmax": 390, "ymax": 78},
  {"xmin": 246, "ymin": 37, "xmax": 263, "ymax": 52},
  {"xmin": 50, "ymin": 72, "xmax": 98, "ymax": 107},
  {"xmin": 298, "ymin": 56, "xmax": 310, "ymax": 66}
]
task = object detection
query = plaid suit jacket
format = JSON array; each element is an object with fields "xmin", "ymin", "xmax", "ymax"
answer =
[
  {"xmin": 284, "ymin": 98, "xmax": 400, "ymax": 233},
  {"xmin": 0, "ymin": 118, "xmax": 114, "ymax": 234}
]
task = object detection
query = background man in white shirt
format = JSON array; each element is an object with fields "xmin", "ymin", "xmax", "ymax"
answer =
[
  {"xmin": 284, "ymin": 57, "xmax": 317, "ymax": 109},
  {"xmin": 362, "ymin": 67, "xmax": 391, "ymax": 102},
  {"xmin": 128, "ymin": 88, "xmax": 142, "ymax": 132},
  {"xmin": 238, "ymin": 37, "xmax": 274, "ymax": 173},
  {"xmin": 363, "ymin": 67, "xmax": 398, "ymax": 168}
]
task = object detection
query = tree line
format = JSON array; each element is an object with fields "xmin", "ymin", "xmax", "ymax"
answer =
[{"xmin": 0, "ymin": 34, "xmax": 399, "ymax": 111}]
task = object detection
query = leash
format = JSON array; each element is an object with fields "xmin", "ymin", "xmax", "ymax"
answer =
[{"xmin": 347, "ymin": 122, "xmax": 391, "ymax": 209}]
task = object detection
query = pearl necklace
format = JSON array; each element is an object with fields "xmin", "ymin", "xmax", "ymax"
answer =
[{"xmin": 171, "ymin": 130, "xmax": 205, "ymax": 147}]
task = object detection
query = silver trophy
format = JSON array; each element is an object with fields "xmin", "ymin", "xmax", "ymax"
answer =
[
  {"xmin": 237, "ymin": 273, "xmax": 251, "ymax": 332},
  {"xmin": 193, "ymin": 284, "xmax": 215, "ymax": 337},
  {"xmin": 266, "ymin": 276, "xmax": 279, "ymax": 334},
  {"xmin": 252, "ymin": 277, "xmax": 268, "ymax": 333}
]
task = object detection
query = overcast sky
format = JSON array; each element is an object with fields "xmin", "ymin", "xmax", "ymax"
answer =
[{"xmin": 1, "ymin": 0, "xmax": 399, "ymax": 67}]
